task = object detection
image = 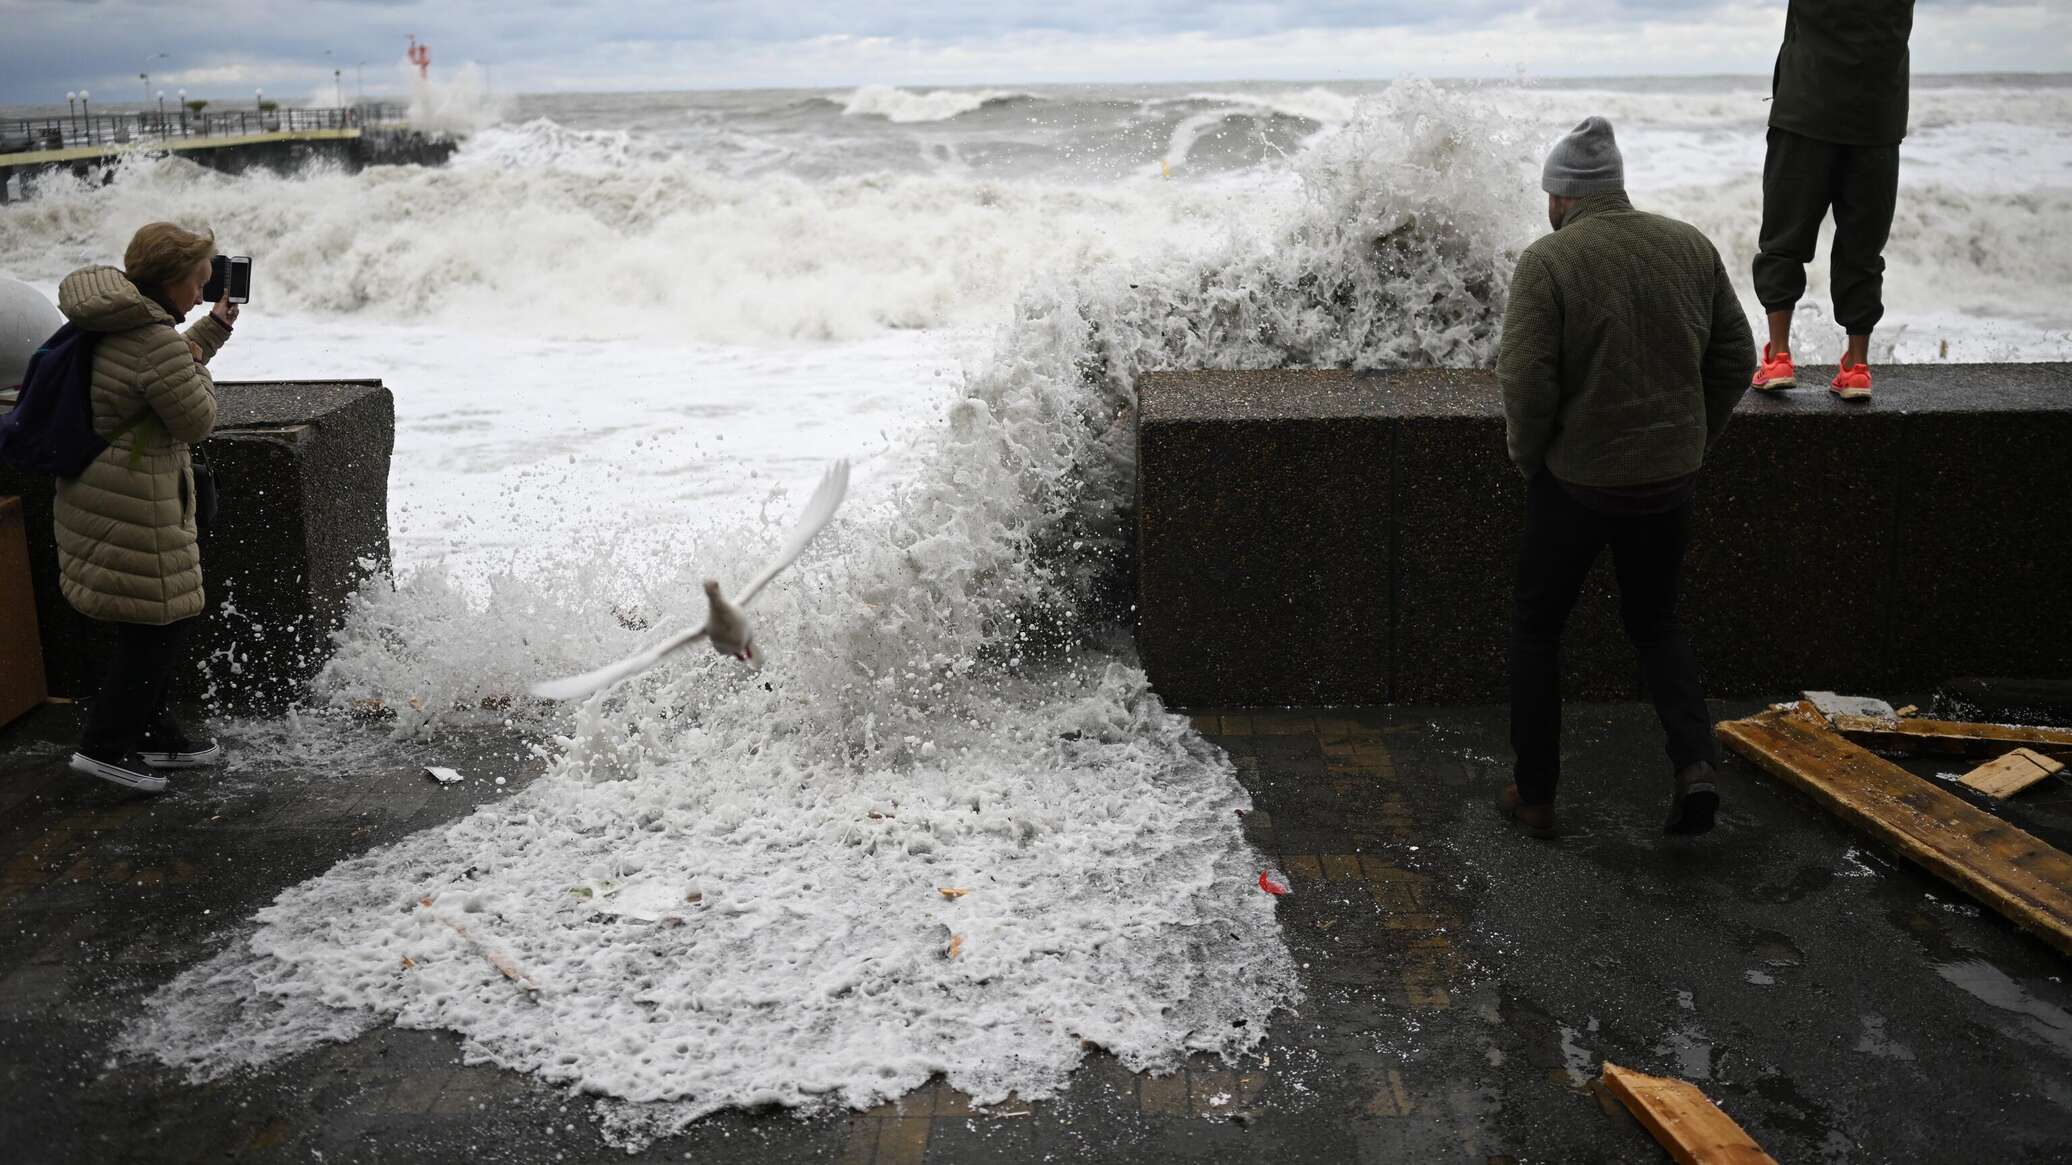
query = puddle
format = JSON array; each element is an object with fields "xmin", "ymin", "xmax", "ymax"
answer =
[
  {"xmin": 1936, "ymin": 959, "xmax": 2072, "ymax": 1058},
  {"xmin": 1743, "ymin": 929, "xmax": 1806, "ymax": 968},
  {"xmin": 1558, "ymin": 1018, "xmax": 1598, "ymax": 1087},
  {"xmin": 1854, "ymin": 1013, "xmax": 1916, "ymax": 1061},
  {"xmin": 1752, "ymin": 1071, "xmax": 1853, "ymax": 1161},
  {"xmin": 1653, "ymin": 1023, "xmax": 1715, "ymax": 1080},
  {"xmin": 1744, "ymin": 969, "xmax": 1776, "ymax": 986},
  {"xmin": 1741, "ymin": 862, "xmax": 1834, "ymax": 905}
]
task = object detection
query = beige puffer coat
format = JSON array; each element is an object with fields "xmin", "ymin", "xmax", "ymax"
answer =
[{"xmin": 52, "ymin": 266, "xmax": 228, "ymax": 625}]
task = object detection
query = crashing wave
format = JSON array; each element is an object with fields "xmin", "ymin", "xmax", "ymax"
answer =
[
  {"xmin": 840, "ymin": 84, "xmax": 1037, "ymax": 123},
  {"xmin": 118, "ymin": 83, "xmax": 1533, "ymax": 1150}
]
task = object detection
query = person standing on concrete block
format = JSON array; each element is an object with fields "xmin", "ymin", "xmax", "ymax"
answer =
[
  {"xmin": 56, "ymin": 223, "xmax": 238, "ymax": 793},
  {"xmin": 1749, "ymin": 0, "xmax": 1915, "ymax": 401},
  {"xmin": 1497, "ymin": 117, "xmax": 1757, "ymax": 841}
]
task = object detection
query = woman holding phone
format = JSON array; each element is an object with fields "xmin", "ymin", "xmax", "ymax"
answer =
[{"xmin": 57, "ymin": 221, "xmax": 239, "ymax": 793}]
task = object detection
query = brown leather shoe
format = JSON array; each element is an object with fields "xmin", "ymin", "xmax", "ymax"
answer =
[
  {"xmin": 1664, "ymin": 761, "xmax": 1721, "ymax": 835},
  {"xmin": 1496, "ymin": 784, "xmax": 1558, "ymax": 839}
]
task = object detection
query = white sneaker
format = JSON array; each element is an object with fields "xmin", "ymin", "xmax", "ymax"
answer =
[
  {"xmin": 68, "ymin": 751, "xmax": 169, "ymax": 793},
  {"xmin": 138, "ymin": 737, "xmax": 223, "ymax": 770}
]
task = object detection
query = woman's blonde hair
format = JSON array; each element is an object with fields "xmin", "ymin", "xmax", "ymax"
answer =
[{"xmin": 123, "ymin": 222, "xmax": 216, "ymax": 295}]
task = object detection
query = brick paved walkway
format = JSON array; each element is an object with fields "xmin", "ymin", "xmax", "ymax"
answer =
[{"xmin": 4, "ymin": 701, "xmax": 2069, "ymax": 1163}]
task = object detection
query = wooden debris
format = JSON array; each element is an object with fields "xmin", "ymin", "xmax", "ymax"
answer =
[
  {"xmin": 1959, "ymin": 748, "xmax": 2066, "ymax": 799},
  {"xmin": 948, "ymin": 934, "xmax": 964, "ymax": 960},
  {"xmin": 1826, "ymin": 712, "xmax": 2072, "ymax": 760},
  {"xmin": 440, "ymin": 916, "xmax": 538, "ymax": 992},
  {"xmin": 1719, "ymin": 704, "xmax": 2072, "ymax": 956},
  {"xmin": 417, "ymin": 898, "xmax": 539, "ymax": 992},
  {"xmin": 1600, "ymin": 1062, "xmax": 1777, "ymax": 1165},
  {"xmin": 1895, "ymin": 705, "xmax": 1919, "ymax": 718},
  {"xmin": 938, "ymin": 887, "xmax": 969, "ymax": 900},
  {"xmin": 401, "ymin": 955, "xmax": 416, "ymax": 970}
]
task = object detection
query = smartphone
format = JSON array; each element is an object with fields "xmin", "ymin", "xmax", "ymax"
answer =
[
  {"xmin": 224, "ymin": 256, "xmax": 252, "ymax": 304},
  {"xmin": 202, "ymin": 254, "xmax": 253, "ymax": 305}
]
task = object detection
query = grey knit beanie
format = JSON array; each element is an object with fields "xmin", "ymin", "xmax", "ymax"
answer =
[{"xmin": 1542, "ymin": 116, "xmax": 1625, "ymax": 196}]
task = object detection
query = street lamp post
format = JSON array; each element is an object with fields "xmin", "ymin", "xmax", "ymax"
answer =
[
  {"xmin": 177, "ymin": 88, "xmax": 188, "ymax": 136},
  {"xmin": 79, "ymin": 90, "xmax": 91, "ymax": 144},
  {"xmin": 156, "ymin": 90, "xmax": 166, "ymax": 135},
  {"xmin": 141, "ymin": 52, "xmax": 167, "ymax": 107}
]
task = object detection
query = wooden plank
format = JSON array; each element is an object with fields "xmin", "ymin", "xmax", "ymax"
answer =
[
  {"xmin": 1599, "ymin": 1062, "xmax": 1777, "ymax": 1165},
  {"xmin": 1718, "ymin": 704, "xmax": 2072, "ymax": 956},
  {"xmin": 1960, "ymin": 748, "xmax": 2066, "ymax": 799},
  {"xmin": 1829, "ymin": 713, "xmax": 2072, "ymax": 759}
]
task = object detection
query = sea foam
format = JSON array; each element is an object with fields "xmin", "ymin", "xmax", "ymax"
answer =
[{"xmin": 117, "ymin": 81, "xmax": 1531, "ymax": 1149}]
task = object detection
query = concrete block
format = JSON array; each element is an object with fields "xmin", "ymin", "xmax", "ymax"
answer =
[
  {"xmin": 1681, "ymin": 395, "xmax": 1907, "ymax": 699},
  {"xmin": 0, "ymin": 380, "xmax": 392, "ymax": 709},
  {"xmin": 1136, "ymin": 363, "xmax": 2072, "ymax": 707},
  {"xmin": 1875, "ymin": 363, "xmax": 2072, "ymax": 683},
  {"xmin": 1136, "ymin": 371, "xmax": 1390, "ymax": 706},
  {"xmin": 1, "ymin": 276, "xmax": 63, "ymax": 389}
]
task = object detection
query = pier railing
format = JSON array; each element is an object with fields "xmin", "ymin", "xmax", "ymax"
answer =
[{"xmin": 0, "ymin": 103, "xmax": 410, "ymax": 155}]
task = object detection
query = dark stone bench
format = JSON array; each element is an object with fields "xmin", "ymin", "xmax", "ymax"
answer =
[
  {"xmin": 0, "ymin": 380, "xmax": 393, "ymax": 709},
  {"xmin": 1136, "ymin": 364, "xmax": 2072, "ymax": 706}
]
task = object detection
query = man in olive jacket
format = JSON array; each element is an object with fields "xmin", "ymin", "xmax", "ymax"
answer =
[
  {"xmin": 1751, "ymin": 0, "xmax": 1915, "ymax": 400},
  {"xmin": 1497, "ymin": 116, "xmax": 1756, "ymax": 841}
]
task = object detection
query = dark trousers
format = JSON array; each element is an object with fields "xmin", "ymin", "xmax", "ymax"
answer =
[
  {"xmin": 81, "ymin": 618, "xmax": 194, "ymax": 757},
  {"xmin": 1752, "ymin": 127, "xmax": 1900, "ymax": 336},
  {"xmin": 1508, "ymin": 473, "xmax": 1719, "ymax": 807}
]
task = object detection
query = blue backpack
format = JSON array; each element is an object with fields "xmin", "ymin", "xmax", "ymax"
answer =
[{"xmin": 0, "ymin": 323, "xmax": 121, "ymax": 477}]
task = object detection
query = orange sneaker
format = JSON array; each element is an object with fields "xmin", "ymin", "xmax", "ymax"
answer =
[
  {"xmin": 1752, "ymin": 344, "xmax": 1796, "ymax": 391},
  {"xmin": 1830, "ymin": 360, "xmax": 1873, "ymax": 401}
]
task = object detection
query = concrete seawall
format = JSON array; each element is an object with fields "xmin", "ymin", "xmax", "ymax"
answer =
[
  {"xmin": 0, "ymin": 380, "xmax": 393, "ymax": 709},
  {"xmin": 1136, "ymin": 363, "xmax": 2072, "ymax": 707}
]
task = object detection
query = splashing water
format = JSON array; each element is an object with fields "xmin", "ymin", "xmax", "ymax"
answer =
[
  {"xmin": 121, "ymin": 82, "xmax": 1531, "ymax": 1148},
  {"xmin": 404, "ymin": 60, "xmax": 512, "ymax": 138}
]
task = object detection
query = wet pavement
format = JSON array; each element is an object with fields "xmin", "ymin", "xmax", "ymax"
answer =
[{"xmin": 3, "ymin": 700, "xmax": 2070, "ymax": 1163}]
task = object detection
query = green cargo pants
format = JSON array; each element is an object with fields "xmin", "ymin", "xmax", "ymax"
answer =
[{"xmin": 1752, "ymin": 127, "xmax": 1900, "ymax": 336}]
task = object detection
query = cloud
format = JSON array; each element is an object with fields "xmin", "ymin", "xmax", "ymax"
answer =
[{"xmin": 0, "ymin": 1, "xmax": 2063, "ymax": 106}]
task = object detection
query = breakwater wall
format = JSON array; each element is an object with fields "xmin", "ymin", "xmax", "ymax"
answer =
[
  {"xmin": 1136, "ymin": 364, "xmax": 2072, "ymax": 707},
  {"xmin": 0, "ymin": 107, "xmax": 457, "ymax": 202}
]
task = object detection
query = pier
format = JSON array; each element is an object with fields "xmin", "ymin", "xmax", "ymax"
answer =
[{"xmin": 0, "ymin": 105, "xmax": 455, "ymax": 202}]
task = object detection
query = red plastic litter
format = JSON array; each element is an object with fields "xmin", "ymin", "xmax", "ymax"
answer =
[{"xmin": 1257, "ymin": 870, "xmax": 1290, "ymax": 896}]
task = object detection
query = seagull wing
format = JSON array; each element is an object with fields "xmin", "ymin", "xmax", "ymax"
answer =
[
  {"xmin": 734, "ymin": 459, "xmax": 849, "ymax": 609},
  {"xmin": 529, "ymin": 624, "xmax": 710, "ymax": 701}
]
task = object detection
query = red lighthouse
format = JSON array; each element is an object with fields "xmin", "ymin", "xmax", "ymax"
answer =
[{"xmin": 407, "ymin": 35, "xmax": 430, "ymax": 81}]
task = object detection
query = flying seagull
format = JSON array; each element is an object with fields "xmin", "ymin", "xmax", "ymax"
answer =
[{"xmin": 529, "ymin": 459, "xmax": 850, "ymax": 701}]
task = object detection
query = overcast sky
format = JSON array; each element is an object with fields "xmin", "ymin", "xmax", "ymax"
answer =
[{"xmin": 1, "ymin": 1, "xmax": 2066, "ymax": 106}]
